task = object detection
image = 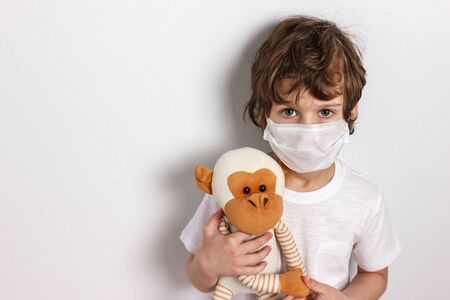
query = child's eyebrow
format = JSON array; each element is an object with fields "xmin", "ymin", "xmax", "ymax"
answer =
[{"xmin": 316, "ymin": 102, "xmax": 343, "ymax": 107}]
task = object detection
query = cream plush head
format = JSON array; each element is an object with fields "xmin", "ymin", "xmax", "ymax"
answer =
[
  {"xmin": 194, "ymin": 147, "xmax": 285, "ymax": 235},
  {"xmin": 211, "ymin": 147, "xmax": 285, "ymax": 207}
]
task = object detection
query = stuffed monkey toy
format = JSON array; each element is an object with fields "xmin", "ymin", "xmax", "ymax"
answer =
[{"xmin": 195, "ymin": 147, "xmax": 311, "ymax": 300}]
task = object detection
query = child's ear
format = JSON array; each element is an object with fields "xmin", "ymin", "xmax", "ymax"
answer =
[
  {"xmin": 194, "ymin": 165, "xmax": 213, "ymax": 194},
  {"xmin": 350, "ymin": 103, "xmax": 359, "ymax": 121}
]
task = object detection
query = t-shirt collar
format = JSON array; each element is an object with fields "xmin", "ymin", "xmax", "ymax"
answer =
[{"xmin": 283, "ymin": 158, "xmax": 345, "ymax": 205}]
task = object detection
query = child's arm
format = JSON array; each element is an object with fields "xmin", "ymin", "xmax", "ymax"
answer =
[
  {"xmin": 185, "ymin": 254, "xmax": 218, "ymax": 293},
  {"xmin": 341, "ymin": 266, "xmax": 388, "ymax": 299},
  {"xmin": 184, "ymin": 210, "xmax": 273, "ymax": 292}
]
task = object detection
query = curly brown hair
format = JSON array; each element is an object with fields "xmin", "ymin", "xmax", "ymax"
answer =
[{"xmin": 244, "ymin": 15, "xmax": 366, "ymax": 134}]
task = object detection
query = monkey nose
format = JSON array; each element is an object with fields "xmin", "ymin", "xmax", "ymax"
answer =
[
  {"xmin": 248, "ymin": 194, "xmax": 269, "ymax": 208},
  {"xmin": 258, "ymin": 193, "xmax": 270, "ymax": 207}
]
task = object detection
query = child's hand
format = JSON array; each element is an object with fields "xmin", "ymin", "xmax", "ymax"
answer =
[
  {"xmin": 281, "ymin": 276, "xmax": 350, "ymax": 300},
  {"xmin": 195, "ymin": 209, "xmax": 273, "ymax": 278}
]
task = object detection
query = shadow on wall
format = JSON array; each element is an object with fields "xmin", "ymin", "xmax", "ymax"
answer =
[{"xmin": 148, "ymin": 20, "xmax": 281, "ymax": 292}]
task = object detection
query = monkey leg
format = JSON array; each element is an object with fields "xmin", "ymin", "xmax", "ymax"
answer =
[
  {"xmin": 212, "ymin": 283, "xmax": 233, "ymax": 300},
  {"xmin": 256, "ymin": 292, "xmax": 279, "ymax": 300},
  {"xmin": 237, "ymin": 274, "xmax": 281, "ymax": 295}
]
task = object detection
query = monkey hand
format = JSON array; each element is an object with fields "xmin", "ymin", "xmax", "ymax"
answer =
[{"xmin": 280, "ymin": 268, "xmax": 310, "ymax": 298}]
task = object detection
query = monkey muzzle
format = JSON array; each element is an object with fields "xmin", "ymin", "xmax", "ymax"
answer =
[{"xmin": 247, "ymin": 193, "xmax": 270, "ymax": 208}]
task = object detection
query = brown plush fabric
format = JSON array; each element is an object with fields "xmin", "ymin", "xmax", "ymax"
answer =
[
  {"xmin": 194, "ymin": 164, "xmax": 213, "ymax": 195},
  {"xmin": 280, "ymin": 268, "xmax": 310, "ymax": 298},
  {"xmin": 224, "ymin": 168, "xmax": 283, "ymax": 236},
  {"xmin": 195, "ymin": 149, "xmax": 310, "ymax": 298}
]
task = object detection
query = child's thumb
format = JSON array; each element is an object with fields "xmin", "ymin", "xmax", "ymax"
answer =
[{"xmin": 203, "ymin": 209, "xmax": 224, "ymax": 238}]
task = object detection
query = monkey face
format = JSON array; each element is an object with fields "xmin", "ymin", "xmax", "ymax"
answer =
[{"xmin": 224, "ymin": 168, "xmax": 283, "ymax": 236}]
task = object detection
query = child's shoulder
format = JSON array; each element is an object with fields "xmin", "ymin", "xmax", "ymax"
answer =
[{"xmin": 339, "ymin": 159, "xmax": 383, "ymax": 210}]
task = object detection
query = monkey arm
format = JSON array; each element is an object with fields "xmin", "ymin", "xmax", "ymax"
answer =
[
  {"xmin": 237, "ymin": 221, "xmax": 310, "ymax": 295},
  {"xmin": 217, "ymin": 216, "xmax": 281, "ymax": 294},
  {"xmin": 274, "ymin": 220, "xmax": 307, "ymax": 275},
  {"xmin": 217, "ymin": 216, "xmax": 309, "ymax": 297},
  {"xmin": 218, "ymin": 215, "xmax": 231, "ymax": 235}
]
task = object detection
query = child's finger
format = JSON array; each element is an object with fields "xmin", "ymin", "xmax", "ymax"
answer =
[
  {"xmin": 240, "ymin": 260, "xmax": 267, "ymax": 275},
  {"xmin": 243, "ymin": 245, "xmax": 271, "ymax": 265},
  {"xmin": 303, "ymin": 276, "xmax": 329, "ymax": 294},
  {"xmin": 203, "ymin": 209, "xmax": 223, "ymax": 238},
  {"xmin": 227, "ymin": 230, "xmax": 251, "ymax": 244},
  {"xmin": 241, "ymin": 231, "xmax": 272, "ymax": 253}
]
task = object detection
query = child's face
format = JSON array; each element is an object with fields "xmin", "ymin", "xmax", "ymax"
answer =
[{"xmin": 269, "ymin": 78, "xmax": 357, "ymax": 125}]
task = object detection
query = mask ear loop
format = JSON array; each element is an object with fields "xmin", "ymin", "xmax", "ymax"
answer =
[
  {"xmin": 344, "ymin": 130, "xmax": 350, "ymax": 143},
  {"xmin": 344, "ymin": 116, "xmax": 353, "ymax": 143}
]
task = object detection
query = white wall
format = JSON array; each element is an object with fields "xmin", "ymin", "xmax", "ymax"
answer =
[{"xmin": 1, "ymin": 0, "xmax": 449, "ymax": 299}]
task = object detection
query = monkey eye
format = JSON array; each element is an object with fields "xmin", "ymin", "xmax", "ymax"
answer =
[
  {"xmin": 258, "ymin": 185, "xmax": 266, "ymax": 192},
  {"xmin": 242, "ymin": 186, "xmax": 251, "ymax": 194}
]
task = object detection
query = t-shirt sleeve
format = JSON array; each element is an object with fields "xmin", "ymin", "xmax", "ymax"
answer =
[
  {"xmin": 353, "ymin": 188, "xmax": 402, "ymax": 271},
  {"xmin": 179, "ymin": 193, "xmax": 221, "ymax": 254}
]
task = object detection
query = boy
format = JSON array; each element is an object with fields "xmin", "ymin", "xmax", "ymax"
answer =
[{"xmin": 180, "ymin": 15, "xmax": 401, "ymax": 300}]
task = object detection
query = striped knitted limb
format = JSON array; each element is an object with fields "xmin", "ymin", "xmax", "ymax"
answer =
[
  {"xmin": 237, "ymin": 273, "xmax": 281, "ymax": 295},
  {"xmin": 212, "ymin": 283, "xmax": 233, "ymax": 300},
  {"xmin": 274, "ymin": 221, "xmax": 307, "ymax": 275},
  {"xmin": 256, "ymin": 292, "xmax": 279, "ymax": 300},
  {"xmin": 218, "ymin": 215, "xmax": 231, "ymax": 235},
  {"xmin": 218, "ymin": 216, "xmax": 282, "ymax": 296}
]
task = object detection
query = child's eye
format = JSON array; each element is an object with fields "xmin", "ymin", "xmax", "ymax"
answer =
[
  {"xmin": 319, "ymin": 109, "xmax": 334, "ymax": 118},
  {"xmin": 281, "ymin": 108, "xmax": 297, "ymax": 117}
]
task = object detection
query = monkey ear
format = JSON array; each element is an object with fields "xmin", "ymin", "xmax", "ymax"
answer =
[{"xmin": 194, "ymin": 165, "xmax": 213, "ymax": 194}]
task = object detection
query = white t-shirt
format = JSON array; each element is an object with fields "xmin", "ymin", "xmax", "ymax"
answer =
[{"xmin": 180, "ymin": 158, "xmax": 402, "ymax": 299}]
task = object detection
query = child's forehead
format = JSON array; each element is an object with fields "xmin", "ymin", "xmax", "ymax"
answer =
[
  {"xmin": 276, "ymin": 77, "xmax": 344, "ymax": 104},
  {"xmin": 277, "ymin": 78, "xmax": 297, "ymax": 95}
]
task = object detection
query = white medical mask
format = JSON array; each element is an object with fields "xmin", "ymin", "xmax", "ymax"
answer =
[{"xmin": 263, "ymin": 117, "xmax": 350, "ymax": 173}]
